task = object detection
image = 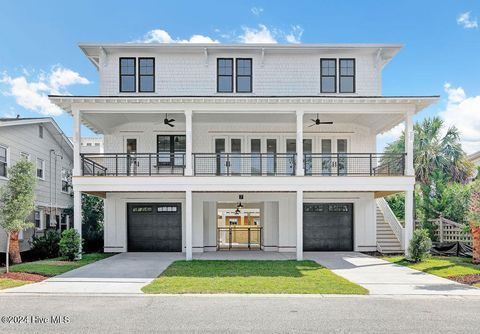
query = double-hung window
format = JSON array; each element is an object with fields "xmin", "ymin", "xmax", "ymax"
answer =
[
  {"xmin": 0, "ymin": 145, "xmax": 7, "ymax": 178},
  {"xmin": 36, "ymin": 158, "xmax": 45, "ymax": 180},
  {"xmin": 119, "ymin": 58, "xmax": 136, "ymax": 92},
  {"xmin": 339, "ymin": 59, "xmax": 355, "ymax": 93},
  {"xmin": 217, "ymin": 58, "xmax": 233, "ymax": 93},
  {"xmin": 157, "ymin": 135, "xmax": 186, "ymax": 167},
  {"xmin": 236, "ymin": 58, "xmax": 252, "ymax": 93},
  {"xmin": 320, "ymin": 59, "xmax": 336, "ymax": 93},
  {"xmin": 139, "ymin": 58, "xmax": 155, "ymax": 92}
]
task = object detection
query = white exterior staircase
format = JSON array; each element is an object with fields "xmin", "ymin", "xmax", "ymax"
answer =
[{"xmin": 376, "ymin": 198, "xmax": 404, "ymax": 254}]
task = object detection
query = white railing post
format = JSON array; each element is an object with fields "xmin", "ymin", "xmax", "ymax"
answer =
[
  {"xmin": 72, "ymin": 106, "xmax": 82, "ymax": 177},
  {"xmin": 185, "ymin": 110, "xmax": 193, "ymax": 176},
  {"xmin": 404, "ymin": 110, "xmax": 414, "ymax": 176},
  {"xmin": 296, "ymin": 111, "xmax": 304, "ymax": 176}
]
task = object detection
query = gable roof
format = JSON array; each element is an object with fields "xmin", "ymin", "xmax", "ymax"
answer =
[{"xmin": 0, "ymin": 117, "xmax": 73, "ymax": 159}]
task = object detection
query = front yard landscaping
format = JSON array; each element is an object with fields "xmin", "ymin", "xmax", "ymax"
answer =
[
  {"xmin": 142, "ymin": 260, "xmax": 368, "ymax": 294},
  {"xmin": 0, "ymin": 253, "xmax": 112, "ymax": 290},
  {"xmin": 383, "ymin": 256, "xmax": 480, "ymax": 287}
]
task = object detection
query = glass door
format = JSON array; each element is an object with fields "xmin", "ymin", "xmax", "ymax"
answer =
[
  {"xmin": 215, "ymin": 138, "xmax": 226, "ymax": 175},
  {"xmin": 286, "ymin": 139, "xmax": 296, "ymax": 175},
  {"xmin": 250, "ymin": 139, "xmax": 261, "ymax": 175},
  {"xmin": 337, "ymin": 139, "xmax": 348, "ymax": 175},
  {"xmin": 126, "ymin": 138, "xmax": 137, "ymax": 176},
  {"xmin": 321, "ymin": 139, "xmax": 332, "ymax": 175},
  {"xmin": 266, "ymin": 139, "xmax": 277, "ymax": 175},
  {"xmin": 303, "ymin": 139, "xmax": 312, "ymax": 175},
  {"xmin": 286, "ymin": 139, "xmax": 312, "ymax": 175},
  {"xmin": 230, "ymin": 138, "xmax": 242, "ymax": 175}
]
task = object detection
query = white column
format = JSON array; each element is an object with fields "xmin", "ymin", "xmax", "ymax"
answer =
[
  {"xmin": 185, "ymin": 190, "xmax": 193, "ymax": 260},
  {"xmin": 185, "ymin": 110, "xmax": 193, "ymax": 176},
  {"xmin": 73, "ymin": 190, "xmax": 82, "ymax": 259},
  {"xmin": 404, "ymin": 110, "xmax": 414, "ymax": 176},
  {"xmin": 296, "ymin": 111, "xmax": 304, "ymax": 176},
  {"xmin": 404, "ymin": 189, "xmax": 414, "ymax": 254},
  {"xmin": 296, "ymin": 190, "xmax": 303, "ymax": 261},
  {"xmin": 72, "ymin": 106, "xmax": 82, "ymax": 177}
]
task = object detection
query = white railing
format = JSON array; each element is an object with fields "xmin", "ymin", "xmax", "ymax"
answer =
[{"xmin": 376, "ymin": 198, "xmax": 405, "ymax": 250}]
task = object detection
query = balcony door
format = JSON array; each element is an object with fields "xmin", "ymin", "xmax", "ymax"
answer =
[
  {"xmin": 214, "ymin": 137, "xmax": 242, "ymax": 175},
  {"xmin": 286, "ymin": 139, "xmax": 312, "ymax": 175},
  {"xmin": 320, "ymin": 138, "xmax": 348, "ymax": 175},
  {"xmin": 157, "ymin": 135, "xmax": 186, "ymax": 167},
  {"xmin": 248, "ymin": 138, "xmax": 278, "ymax": 176},
  {"xmin": 125, "ymin": 137, "xmax": 138, "ymax": 176}
]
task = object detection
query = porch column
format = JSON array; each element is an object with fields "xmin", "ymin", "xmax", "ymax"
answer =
[
  {"xmin": 72, "ymin": 106, "xmax": 82, "ymax": 177},
  {"xmin": 296, "ymin": 111, "xmax": 304, "ymax": 176},
  {"xmin": 186, "ymin": 190, "xmax": 193, "ymax": 260},
  {"xmin": 404, "ymin": 110, "xmax": 414, "ymax": 176},
  {"xmin": 73, "ymin": 190, "xmax": 82, "ymax": 259},
  {"xmin": 296, "ymin": 190, "xmax": 303, "ymax": 260},
  {"xmin": 404, "ymin": 189, "xmax": 414, "ymax": 254},
  {"xmin": 185, "ymin": 110, "xmax": 193, "ymax": 176}
]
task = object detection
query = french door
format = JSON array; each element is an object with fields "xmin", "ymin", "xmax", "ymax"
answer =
[
  {"xmin": 214, "ymin": 138, "xmax": 242, "ymax": 175},
  {"xmin": 286, "ymin": 139, "xmax": 312, "ymax": 175},
  {"xmin": 320, "ymin": 138, "xmax": 348, "ymax": 175}
]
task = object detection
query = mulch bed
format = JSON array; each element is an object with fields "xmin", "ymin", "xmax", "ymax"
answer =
[
  {"xmin": 448, "ymin": 274, "xmax": 480, "ymax": 285},
  {"xmin": 0, "ymin": 272, "xmax": 47, "ymax": 282}
]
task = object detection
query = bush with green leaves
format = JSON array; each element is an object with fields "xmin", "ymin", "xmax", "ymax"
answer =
[
  {"xmin": 59, "ymin": 228, "xmax": 81, "ymax": 261},
  {"xmin": 30, "ymin": 230, "xmax": 61, "ymax": 259},
  {"xmin": 407, "ymin": 228, "xmax": 432, "ymax": 263}
]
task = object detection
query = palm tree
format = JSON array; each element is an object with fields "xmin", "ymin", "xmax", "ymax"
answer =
[{"xmin": 383, "ymin": 117, "xmax": 473, "ymax": 184}]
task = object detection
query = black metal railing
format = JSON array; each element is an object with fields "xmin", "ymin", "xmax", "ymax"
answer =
[
  {"xmin": 217, "ymin": 226, "xmax": 263, "ymax": 250},
  {"xmin": 303, "ymin": 153, "xmax": 406, "ymax": 176},
  {"xmin": 80, "ymin": 153, "xmax": 185, "ymax": 176},
  {"xmin": 193, "ymin": 153, "xmax": 296, "ymax": 176}
]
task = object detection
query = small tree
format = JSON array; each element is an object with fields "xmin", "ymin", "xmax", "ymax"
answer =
[
  {"xmin": 468, "ymin": 180, "xmax": 480, "ymax": 264},
  {"xmin": 407, "ymin": 228, "xmax": 432, "ymax": 263},
  {"xmin": 59, "ymin": 228, "xmax": 81, "ymax": 261},
  {"xmin": 0, "ymin": 160, "xmax": 37, "ymax": 271}
]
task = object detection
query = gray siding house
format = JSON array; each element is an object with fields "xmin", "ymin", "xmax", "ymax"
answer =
[{"xmin": 0, "ymin": 117, "xmax": 74, "ymax": 252}]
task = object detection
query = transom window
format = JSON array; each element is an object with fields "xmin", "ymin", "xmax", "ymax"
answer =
[
  {"xmin": 217, "ymin": 58, "xmax": 233, "ymax": 93},
  {"xmin": 320, "ymin": 59, "xmax": 336, "ymax": 93},
  {"xmin": 139, "ymin": 58, "xmax": 155, "ymax": 92},
  {"xmin": 119, "ymin": 57, "xmax": 136, "ymax": 92},
  {"xmin": 236, "ymin": 58, "xmax": 252, "ymax": 93},
  {"xmin": 339, "ymin": 59, "xmax": 355, "ymax": 93},
  {"xmin": 0, "ymin": 145, "xmax": 7, "ymax": 177}
]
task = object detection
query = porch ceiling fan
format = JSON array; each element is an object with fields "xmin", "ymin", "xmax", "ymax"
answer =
[
  {"xmin": 163, "ymin": 113, "xmax": 176, "ymax": 127},
  {"xmin": 309, "ymin": 114, "xmax": 333, "ymax": 127}
]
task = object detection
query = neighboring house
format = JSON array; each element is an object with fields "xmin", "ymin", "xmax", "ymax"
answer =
[
  {"xmin": 468, "ymin": 151, "xmax": 480, "ymax": 179},
  {"xmin": 0, "ymin": 117, "xmax": 74, "ymax": 253},
  {"xmin": 49, "ymin": 43, "xmax": 438, "ymax": 260},
  {"xmin": 68, "ymin": 136, "xmax": 104, "ymax": 154}
]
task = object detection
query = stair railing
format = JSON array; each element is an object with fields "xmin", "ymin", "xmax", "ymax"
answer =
[{"xmin": 376, "ymin": 197, "xmax": 405, "ymax": 250}]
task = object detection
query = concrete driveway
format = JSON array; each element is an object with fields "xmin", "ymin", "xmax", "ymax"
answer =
[
  {"xmin": 306, "ymin": 252, "xmax": 480, "ymax": 296},
  {"xmin": 3, "ymin": 252, "xmax": 183, "ymax": 294}
]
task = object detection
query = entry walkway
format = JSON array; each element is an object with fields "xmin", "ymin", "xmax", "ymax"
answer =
[{"xmin": 305, "ymin": 252, "xmax": 480, "ymax": 296}]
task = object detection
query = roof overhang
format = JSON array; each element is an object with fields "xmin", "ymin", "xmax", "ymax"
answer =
[
  {"xmin": 49, "ymin": 95, "xmax": 438, "ymax": 135},
  {"xmin": 79, "ymin": 43, "xmax": 403, "ymax": 70}
]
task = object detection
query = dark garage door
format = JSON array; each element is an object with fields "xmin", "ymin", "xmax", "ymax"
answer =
[
  {"xmin": 303, "ymin": 203, "xmax": 353, "ymax": 251},
  {"xmin": 127, "ymin": 203, "xmax": 182, "ymax": 252}
]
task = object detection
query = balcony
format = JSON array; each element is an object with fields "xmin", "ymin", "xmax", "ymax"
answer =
[{"xmin": 80, "ymin": 153, "xmax": 405, "ymax": 177}]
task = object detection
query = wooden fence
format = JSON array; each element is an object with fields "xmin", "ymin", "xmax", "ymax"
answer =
[{"xmin": 416, "ymin": 217, "xmax": 472, "ymax": 245}]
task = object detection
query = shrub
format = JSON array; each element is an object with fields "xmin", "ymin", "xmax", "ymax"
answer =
[
  {"xmin": 59, "ymin": 229, "xmax": 81, "ymax": 261},
  {"xmin": 385, "ymin": 193, "xmax": 405, "ymax": 221},
  {"xmin": 30, "ymin": 230, "xmax": 61, "ymax": 260},
  {"xmin": 407, "ymin": 228, "xmax": 432, "ymax": 263}
]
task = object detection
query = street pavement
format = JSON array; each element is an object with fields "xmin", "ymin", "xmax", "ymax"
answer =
[{"xmin": 0, "ymin": 294, "xmax": 479, "ymax": 333}]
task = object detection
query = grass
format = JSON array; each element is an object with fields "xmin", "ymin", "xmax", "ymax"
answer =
[
  {"xmin": 9, "ymin": 253, "xmax": 112, "ymax": 277},
  {"xmin": 142, "ymin": 260, "xmax": 368, "ymax": 294},
  {"xmin": 0, "ymin": 278, "xmax": 31, "ymax": 290},
  {"xmin": 383, "ymin": 256, "xmax": 480, "ymax": 278}
]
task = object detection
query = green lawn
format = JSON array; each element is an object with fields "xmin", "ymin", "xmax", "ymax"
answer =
[
  {"xmin": 383, "ymin": 256, "xmax": 480, "ymax": 278},
  {"xmin": 9, "ymin": 253, "xmax": 112, "ymax": 277},
  {"xmin": 142, "ymin": 260, "xmax": 368, "ymax": 294}
]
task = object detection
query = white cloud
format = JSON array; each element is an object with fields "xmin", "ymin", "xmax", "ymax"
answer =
[
  {"xmin": 0, "ymin": 66, "xmax": 91, "ymax": 116},
  {"xmin": 251, "ymin": 7, "xmax": 263, "ymax": 16},
  {"xmin": 440, "ymin": 83, "xmax": 480, "ymax": 154},
  {"xmin": 238, "ymin": 24, "xmax": 277, "ymax": 43},
  {"xmin": 457, "ymin": 11, "xmax": 478, "ymax": 29},
  {"xmin": 134, "ymin": 29, "xmax": 219, "ymax": 43},
  {"xmin": 285, "ymin": 25, "xmax": 304, "ymax": 44}
]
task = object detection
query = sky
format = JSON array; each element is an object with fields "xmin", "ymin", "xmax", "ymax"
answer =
[{"xmin": 0, "ymin": 0, "xmax": 479, "ymax": 153}]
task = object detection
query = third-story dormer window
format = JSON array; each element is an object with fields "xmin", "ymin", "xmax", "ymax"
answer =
[
  {"xmin": 217, "ymin": 58, "xmax": 233, "ymax": 93},
  {"xmin": 339, "ymin": 59, "xmax": 355, "ymax": 93},
  {"xmin": 139, "ymin": 58, "xmax": 155, "ymax": 92},
  {"xmin": 236, "ymin": 58, "xmax": 252, "ymax": 93},
  {"xmin": 320, "ymin": 59, "xmax": 337, "ymax": 93},
  {"xmin": 119, "ymin": 57, "xmax": 136, "ymax": 92}
]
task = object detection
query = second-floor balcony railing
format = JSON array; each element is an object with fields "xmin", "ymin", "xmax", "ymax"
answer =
[
  {"xmin": 81, "ymin": 153, "xmax": 185, "ymax": 176},
  {"xmin": 80, "ymin": 152, "xmax": 406, "ymax": 177}
]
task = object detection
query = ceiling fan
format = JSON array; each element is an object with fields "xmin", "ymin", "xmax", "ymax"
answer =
[
  {"xmin": 309, "ymin": 114, "xmax": 333, "ymax": 127},
  {"xmin": 163, "ymin": 113, "xmax": 176, "ymax": 127}
]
